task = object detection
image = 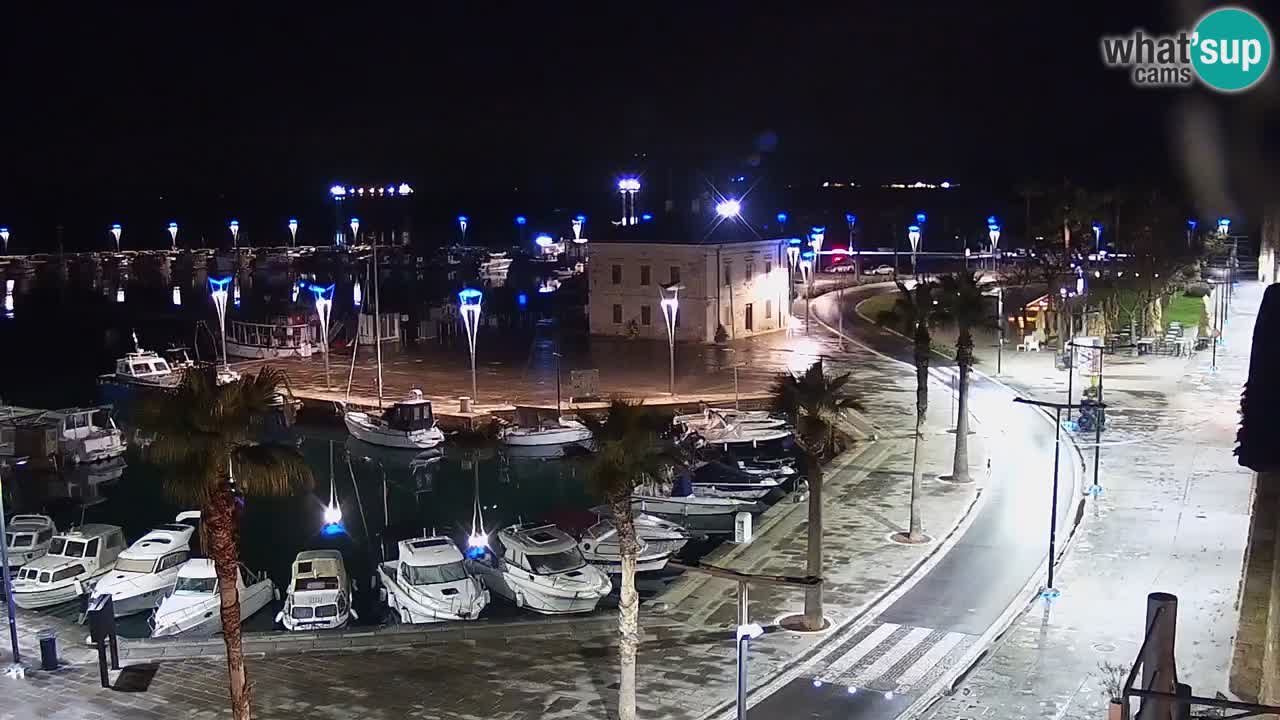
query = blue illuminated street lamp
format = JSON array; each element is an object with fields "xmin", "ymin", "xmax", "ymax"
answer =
[
  {"xmin": 515, "ymin": 214, "xmax": 527, "ymax": 245},
  {"xmin": 288, "ymin": 218, "xmax": 298, "ymax": 247},
  {"xmin": 209, "ymin": 276, "xmax": 233, "ymax": 372},
  {"xmin": 988, "ymin": 216, "xmax": 1002, "ymax": 271},
  {"xmin": 229, "ymin": 219, "xmax": 240, "ymax": 249},
  {"xmin": 349, "ymin": 217, "xmax": 360, "ymax": 246},
  {"xmin": 845, "ymin": 213, "xmax": 858, "ymax": 278},
  {"xmin": 459, "ymin": 215, "xmax": 470, "ymax": 244},
  {"xmin": 309, "ymin": 283, "xmax": 335, "ymax": 389},
  {"xmin": 168, "ymin": 222, "xmax": 179, "ymax": 251},
  {"xmin": 1217, "ymin": 217, "xmax": 1231, "ymax": 238},
  {"xmin": 459, "ymin": 288, "xmax": 483, "ymax": 401},
  {"xmin": 1091, "ymin": 221, "xmax": 1103, "ymax": 253},
  {"xmin": 0, "ymin": 227, "xmax": 8, "ymax": 255},
  {"xmin": 110, "ymin": 223, "xmax": 122, "ymax": 252},
  {"xmin": 776, "ymin": 212, "xmax": 789, "ymax": 235},
  {"xmin": 809, "ymin": 226, "xmax": 825, "ymax": 273},
  {"xmin": 908, "ymin": 224, "xmax": 921, "ymax": 279},
  {"xmin": 1186, "ymin": 219, "xmax": 1198, "ymax": 250}
]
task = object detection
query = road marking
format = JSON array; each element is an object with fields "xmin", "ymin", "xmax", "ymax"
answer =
[
  {"xmin": 893, "ymin": 630, "xmax": 966, "ymax": 689},
  {"xmin": 847, "ymin": 625, "xmax": 933, "ymax": 685},
  {"xmin": 814, "ymin": 623, "xmax": 900, "ymax": 681}
]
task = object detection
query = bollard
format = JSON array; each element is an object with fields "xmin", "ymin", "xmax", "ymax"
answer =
[
  {"xmin": 37, "ymin": 629, "xmax": 58, "ymax": 671},
  {"xmin": 86, "ymin": 594, "xmax": 118, "ymax": 686},
  {"xmin": 1139, "ymin": 592, "xmax": 1178, "ymax": 720}
]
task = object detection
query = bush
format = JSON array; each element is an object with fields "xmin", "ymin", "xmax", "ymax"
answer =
[{"xmin": 1183, "ymin": 282, "xmax": 1211, "ymax": 298}]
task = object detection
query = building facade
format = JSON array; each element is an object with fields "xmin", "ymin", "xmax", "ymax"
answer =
[{"xmin": 588, "ymin": 238, "xmax": 790, "ymax": 343}]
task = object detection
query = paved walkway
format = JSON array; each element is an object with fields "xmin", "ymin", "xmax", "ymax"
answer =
[
  {"xmin": 2, "ymin": 308, "xmax": 986, "ymax": 719},
  {"xmin": 920, "ymin": 281, "xmax": 1262, "ymax": 720}
]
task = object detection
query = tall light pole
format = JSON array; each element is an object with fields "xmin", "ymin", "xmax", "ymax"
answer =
[
  {"xmin": 907, "ymin": 224, "xmax": 922, "ymax": 279},
  {"xmin": 209, "ymin": 276, "xmax": 232, "ymax": 372},
  {"xmin": 110, "ymin": 223, "xmax": 122, "ymax": 252},
  {"xmin": 349, "ymin": 217, "xmax": 360, "ymax": 247},
  {"xmin": 459, "ymin": 288, "xmax": 483, "ymax": 402},
  {"xmin": 167, "ymin": 222, "xmax": 178, "ymax": 251},
  {"xmin": 515, "ymin": 215, "xmax": 527, "ymax": 246},
  {"xmin": 786, "ymin": 238, "xmax": 801, "ymax": 327},
  {"xmin": 458, "ymin": 215, "xmax": 469, "ymax": 245},
  {"xmin": 229, "ymin": 219, "xmax": 240, "ymax": 249},
  {"xmin": 1, "ymin": 457, "xmax": 28, "ymax": 670},
  {"xmin": 1091, "ymin": 221, "xmax": 1103, "ymax": 256},
  {"xmin": 776, "ymin": 212, "xmax": 788, "ymax": 236},
  {"xmin": 288, "ymin": 218, "xmax": 298, "ymax": 247},
  {"xmin": 310, "ymin": 283, "xmax": 335, "ymax": 389},
  {"xmin": 987, "ymin": 216, "xmax": 1001, "ymax": 273},
  {"xmin": 618, "ymin": 178, "xmax": 640, "ymax": 226},
  {"xmin": 800, "ymin": 252, "xmax": 814, "ymax": 335},
  {"xmin": 660, "ymin": 284, "xmax": 682, "ymax": 395},
  {"xmin": 0, "ymin": 227, "xmax": 9, "ymax": 254},
  {"xmin": 845, "ymin": 213, "xmax": 858, "ymax": 281},
  {"xmin": 809, "ymin": 226, "xmax": 825, "ymax": 274}
]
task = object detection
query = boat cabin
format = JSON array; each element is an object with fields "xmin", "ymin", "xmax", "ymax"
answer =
[
  {"xmin": 394, "ymin": 537, "xmax": 468, "ymax": 586},
  {"xmin": 493, "ymin": 524, "xmax": 588, "ymax": 576},
  {"xmin": 290, "ymin": 550, "xmax": 347, "ymax": 594},
  {"xmin": 4, "ymin": 515, "xmax": 55, "ymax": 566},
  {"xmin": 383, "ymin": 391, "xmax": 435, "ymax": 431},
  {"xmin": 228, "ymin": 317, "xmax": 317, "ymax": 354},
  {"xmin": 113, "ymin": 520, "xmax": 197, "ymax": 575},
  {"xmin": 14, "ymin": 524, "xmax": 125, "ymax": 583},
  {"xmin": 116, "ymin": 351, "xmax": 175, "ymax": 381}
]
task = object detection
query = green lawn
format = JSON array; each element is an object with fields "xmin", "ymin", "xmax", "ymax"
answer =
[
  {"xmin": 1165, "ymin": 291, "xmax": 1206, "ymax": 331},
  {"xmin": 857, "ymin": 293, "xmax": 899, "ymax": 323}
]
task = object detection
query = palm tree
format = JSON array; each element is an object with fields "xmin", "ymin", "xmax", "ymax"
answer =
[
  {"xmin": 894, "ymin": 280, "xmax": 934, "ymax": 542},
  {"xmin": 586, "ymin": 400, "xmax": 668, "ymax": 720},
  {"xmin": 137, "ymin": 368, "xmax": 312, "ymax": 720},
  {"xmin": 935, "ymin": 272, "xmax": 985, "ymax": 484},
  {"xmin": 771, "ymin": 360, "xmax": 862, "ymax": 630}
]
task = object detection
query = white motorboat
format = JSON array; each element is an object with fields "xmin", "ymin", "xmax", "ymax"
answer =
[
  {"xmin": 377, "ymin": 536, "xmax": 489, "ymax": 623},
  {"xmin": 107, "ymin": 349, "xmax": 183, "ymax": 390},
  {"xmin": 93, "ymin": 512, "xmax": 200, "ymax": 618},
  {"xmin": 277, "ymin": 550, "xmax": 357, "ymax": 631},
  {"xmin": 4, "ymin": 514, "xmax": 56, "ymax": 571},
  {"xmin": 690, "ymin": 461, "xmax": 785, "ymax": 500},
  {"xmin": 11, "ymin": 524, "xmax": 127, "ymax": 609},
  {"xmin": 687, "ymin": 416, "xmax": 792, "ymax": 448},
  {"xmin": 577, "ymin": 519, "xmax": 673, "ymax": 574},
  {"xmin": 2, "ymin": 405, "xmax": 127, "ymax": 464},
  {"xmin": 150, "ymin": 559, "xmax": 276, "ymax": 638},
  {"xmin": 631, "ymin": 493, "xmax": 758, "ymax": 517},
  {"xmin": 466, "ymin": 523, "xmax": 612, "ymax": 615},
  {"xmin": 499, "ymin": 414, "xmax": 593, "ymax": 448},
  {"xmin": 738, "ymin": 457, "xmax": 797, "ymax": 477},
  {"xmin": 673, "ymin": 407, "xmax": 786, "ymax": 432},
  {"xmin": 344, "ymin": 391, "xmax": 446, "ymax": 450},
  {"xmin": 585, "ymin": 507, "xmax": 693, "ymax": 558}
]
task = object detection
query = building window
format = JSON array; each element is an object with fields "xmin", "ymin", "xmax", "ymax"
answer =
[
  {"xmin": 611, "ymin": 265, "xmax": 622, "ymax": 285},
  {"xmin": 723, "ymin": 264, "xmax": 731, "ymax": 286},
  {"xmin": 640, "ymin": 265, "xmax": 651, "ymax": 286},
  {"xmin": 670, "ymin": 265, "xmax": 680, "ymax": 285},
  {"xmin": 766, "ymin": 299, "xmax": 773, "ymax": 319},
  {"xmin": 641, "ymin": 305, "xmax": 652, "ymax": 326},
  {"xmin": 746, "ymin": 261, "xmax": 755, "ymax": 283},
  {"xmin": 612, "ymin": 304, "xmax": 623, "ymax": 324},
  {"xmin": 765, "ymin": 260, "xmax": 772, "ymax": 275},
  {"xmin": 745, "ymin": 303, "xmax": 754, "ymax": 331}
]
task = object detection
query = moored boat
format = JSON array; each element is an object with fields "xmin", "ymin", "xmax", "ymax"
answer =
[
  {"xmin": 93, "ymin": 512, "xmax": 200, "ymax": 617},
  {"xmin": 466, "ymin": 523, "xmax": 612, "ymax": 615},
  {"xmin": 150, "ymin": 559, "xmax": 276, "ymax": 637},
  {"xmin": 377, "ymin": 536, "xmax": 489, "ymax": 623},
  {"xmin": 11, "ymin": 524, "xmax": 127, "ymax": 609}
]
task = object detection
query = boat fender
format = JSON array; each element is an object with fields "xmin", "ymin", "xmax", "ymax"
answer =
[
  {"xmin": 514, "ymin": 589, "xmax": 526, "ymax": 608},
  {"xmin": 73, "ymin": 579, "xmax": 84, "ymax": 597},
  {"xmin": 272, "ymin": 586, "xmax": 280, "ymax": 602},
  {"xmin": 349, "ymin": 606, "xmax": 359, "ymax": 621},
  {"xmin": 274, "ymin": 611, "xmax": 285, "ymax": 624}
]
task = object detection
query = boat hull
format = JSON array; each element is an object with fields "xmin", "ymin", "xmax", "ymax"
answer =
[
  {"xmin": 150, "ymin": 581, "xmax": 275, "ymax": 638},
  {"xmin": 499, "ymin": 426, "xmax": 593, "ymax": 447},
  {"xmin": 13, "ymin": 570, "xmax": 108, "ymax": 610},
  {"xmin": 376, "ymin": 566, "xmax": 489, "ymax": 623},
  {"xmin": 344, "ymin": 412, "xmax": 444, "ymax": 450},
  {"xmin": 631, "ymin": 496, "xmax": 757, "ymax": 517},
  {"xmin": 226, "ymin": 340, "xmax": 312, "ymax": 360}
]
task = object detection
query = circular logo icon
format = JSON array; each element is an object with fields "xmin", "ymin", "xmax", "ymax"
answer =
[{"xmin": 1191, "ymin": 7, "xmax": 1272, "ymax": 92}]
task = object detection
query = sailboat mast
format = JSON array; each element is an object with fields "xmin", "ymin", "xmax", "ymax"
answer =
[
  {"xmin": 555, "ymin": 352, "xmax": 562, "ymax": 416},
  {"xmin": 373, "ymin": 231, "xmax": 384, "ymax": 408}
]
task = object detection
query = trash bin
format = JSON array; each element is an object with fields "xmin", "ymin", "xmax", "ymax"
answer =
[
  {"xmin": 459, "ymin": 396, "xmax": 472, "ymax": 413},
  {"xmin": 37, "ymin": 629, "xmax": 58, "ymax": 671}
]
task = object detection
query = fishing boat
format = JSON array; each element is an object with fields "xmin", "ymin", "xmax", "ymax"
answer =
[
  {"xmin": 344, "ymin": 390, "xmax": 446, "ymax": 450},
  {"xmin": 0, "ymin": 405, "xmax": 126, "ymax": 465},
  {"xmin": 225, "ymin": 316, "xmax": 318, "ymax": 359},
  {"xmin": 690, "ymin": 461, "xmax": 785, "ymax": 500},
  {"xmin": 577, "ymin": 519, "xmax": 675, "ymax": 574},
  {"xmin": 11, "ymin": 524, "xmax": 127, "ymax": 609},
  {"xmin": 342, "ymin": 240, "xmax": 445, "ymax": 450},
  {"xmin": 466, "ymin": 523, "xmax": 612, "ymax": 615},
  {"xmin": 3, "ymin": 515, "xmax": 56, "ymax": 572},
  {"xmin": 277, "ymin": 550, "xmax": 357, "ymax": 631},
  {"xmin": 105, "ymin": 349, "xmax": 182, "ymax": 390},
  {"xmin": 376, "ymin": 536, "xmax": 489, "ymax": 623},
  {"xmin": 150, "ymin": 559, "xmax": 276, "ymax": 637},
  {"xmin": 93, "ymin": 512, "xmax": 201, "ymax": 617}
]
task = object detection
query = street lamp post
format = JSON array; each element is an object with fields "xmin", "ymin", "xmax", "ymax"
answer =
[
  {"xmin": 229, "ymin": 219, "xmax": 239, "ymax": 250},
  {"xmin": 350, "ymin": 217, "xmax": 360, "ymax": 247},
  {"xmin": 618, "ymin": 178, "xmax": 640, "ymax": 225},
  {"xmin": 1091, "ymin": 221, "xmax": 1103, "ymax": 255},
  {"xmin": 845, "ymin": 213, "xmax": 858, "ymax": 281},
  {"xmin": 1011, "ymin": 396, "xmax": 1097, "ymax": 599},
  {"xmin": 907, "ymin": 224, "xmax": 922, "ymax": 280},
  {"xmin": 459, "ymin": 288, "xmax": 483, "ymax": 402},
  {"xmin": 809, "ymin": 226, "xmax": 824, "ymax": 274},
  {"xmin": 288, "ymin": 218, "xmax": 298, "ymax": 247},
  {"xmin": 800, "ymin": 253, "xmax": 814, "ymax": 335},
  {"xmin": 309, "ymin": 283, "xmax": 335, "ymax": 389},
  {"xmin": 1185, "ymin": 219, "xmax": 1197, "ymax": 252},
  {"xmin": 987, "ymin": 216, "xmax": 1001, "ymax": 273},
  {"xmin": 0, "ymin": 227, "xmax": 9, "ymax": 254},
  {"xmin": 776, "ymin": 212, "xmax": 788, "ymax": 236},
  {"xmin": 1, "ymin": 456, "xmax": 29, "ymax": 669},
  {"xmin": 110, "ymin": 223, "xmax": 122, "ymax": 252},
  {"xmin": 660, "ymin": 284, "xmax": 682, "ymax": 395},
  {"xmin": 458, "ymin": 216, "xmax": 469, "ymax": 245},
  {"xmin": 209, "ymin": 276, "xmax": 232, "ymax": 372},
  {"xmin": 167, "ymin": 222, "xmax": 178, "ymax": 251}
]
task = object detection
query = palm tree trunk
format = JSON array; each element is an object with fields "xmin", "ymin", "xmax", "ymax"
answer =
[
  {"xmin": 910, "ymin": 328, "xmax": 930, "ymax": 540},
  {"xmin": 910, "ymin": 413, "xmax": 924, "ymax": 539},
  {"xmin": 208, "ymin": 487, "xmax": 252, "ymax": 720},
  {"xmin": 950, "ymin": 328, "xmax": 973, "ymax": 483},
  {"xmin": 611, "ymin": 495, "xmax": 640, "ymax": 720},
  {"xmin": 803, "ymin": 451, "xmax": 824, "ymax": 630}
]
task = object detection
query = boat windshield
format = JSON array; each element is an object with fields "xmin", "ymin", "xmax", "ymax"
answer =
[
  {"xmin": 174, "ymin": 576, "xmax": 217, "ymax": 594},
  {"xmin": 54, "ymin": 540, "xmax": 87, "ymax": 558},
  {"xmin": 294, "ymin": 577, "xmax": 340, "ymax": 592},
  {"xmin": 404, "ymin": 561, "xmax": 467, "ymax": 585},
  {"xmin": 529, "ymin": 548, "xmax": 586, "ymax": 575},
  {"xmin": 6, "ymin": 533, "xmax": 33, "ymax": 548},
  {"xmin": 48, "ymin": 537, "xmax": 66, "ymax": 555},
  {"xmin": 115, "ymin": 557, "xmax": 158, "ymax": 574}
]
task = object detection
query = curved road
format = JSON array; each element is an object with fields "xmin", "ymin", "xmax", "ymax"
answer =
[{"xmin": 745, "ymin": 283, "xmax": 1082, "ymax": 720}]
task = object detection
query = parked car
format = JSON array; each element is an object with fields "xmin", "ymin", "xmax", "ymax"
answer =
[{"xmin": 869, "ymin": 264, "xmax": 895, "ymax": 275}]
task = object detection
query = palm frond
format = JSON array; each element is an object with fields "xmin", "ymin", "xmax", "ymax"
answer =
[{"xmin": 231, "ymin": 444, "xmax": 314, "ymax": 497}]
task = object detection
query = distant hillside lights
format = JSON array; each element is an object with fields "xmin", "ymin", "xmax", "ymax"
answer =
[{"xmin": 329, "ymin": 182, "xmax": 414, "ymax": 198}]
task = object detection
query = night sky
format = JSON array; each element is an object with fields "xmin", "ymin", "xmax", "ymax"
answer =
[{"xmin": 1, "ymin": 2, "xmax": 1277, "ymax": 229}]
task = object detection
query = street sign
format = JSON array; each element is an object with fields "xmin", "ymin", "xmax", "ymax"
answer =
[{"xmin": 569, "ymin": 369, "xmax": 599, "ymax": 400}]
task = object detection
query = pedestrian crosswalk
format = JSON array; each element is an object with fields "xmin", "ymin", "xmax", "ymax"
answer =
[{"xmin": 813, "ymin": 622, "xmax": 975, "ymax": 693}]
